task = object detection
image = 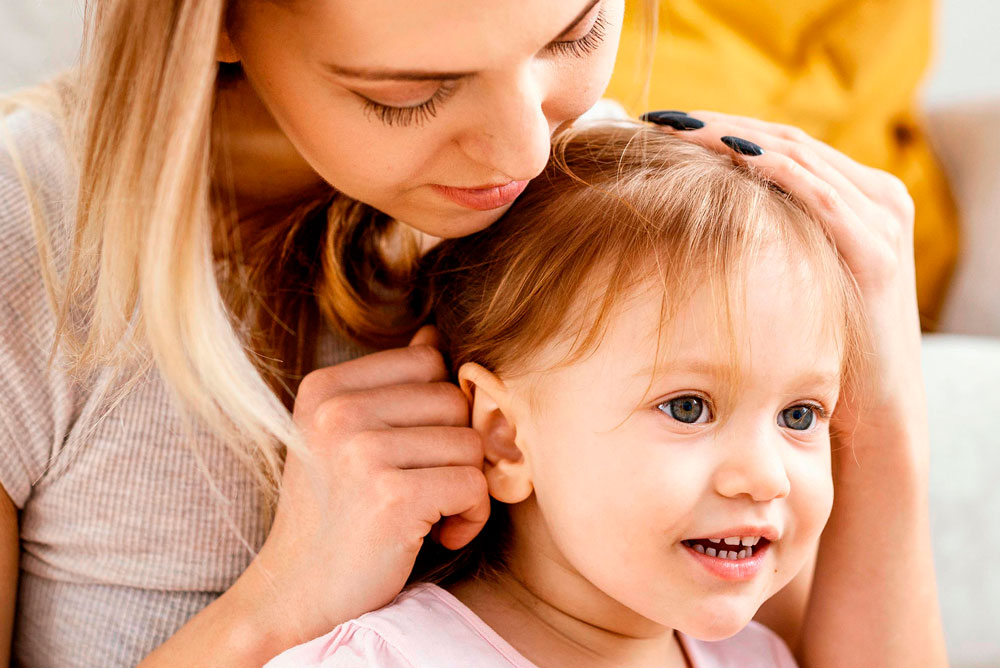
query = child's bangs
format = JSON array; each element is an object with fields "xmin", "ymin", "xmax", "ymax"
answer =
[{"xmin": 419, "ymin": 122, "xmax": 870, "ymax": 405}]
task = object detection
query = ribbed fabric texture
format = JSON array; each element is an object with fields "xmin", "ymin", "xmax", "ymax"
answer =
[{"xmin": 0, "ymin": 108, "xmax": 367, "ymax": 667}]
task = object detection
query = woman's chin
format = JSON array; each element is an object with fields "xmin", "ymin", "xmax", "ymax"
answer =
[{"xmin": 393, "ymin": 200, "xmax": 514, "ymax": 240}]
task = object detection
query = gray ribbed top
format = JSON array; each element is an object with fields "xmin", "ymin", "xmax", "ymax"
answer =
[{"xmin": 0, "ymin": 108, "xmax": 367, "ymax": 667}]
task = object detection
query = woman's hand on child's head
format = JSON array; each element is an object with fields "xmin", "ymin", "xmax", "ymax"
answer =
[
  {"xmin": 236, "ymin": 325, "xmax": 490, "ymax": 646},
  {"xmin": 644, "ymin": 110, "xmax": 926, "ymax": 458}
]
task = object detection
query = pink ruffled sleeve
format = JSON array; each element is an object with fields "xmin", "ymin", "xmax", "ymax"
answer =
[{"xmin": 263, "ymin": 622, "xmax": 415, "ymax": 668}]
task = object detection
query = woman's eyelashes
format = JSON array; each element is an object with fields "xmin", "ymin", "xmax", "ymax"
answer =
[
  {"xmin": 360, "ymin": 81, "xmax": 459, "ymax": 128},
  {"xmin": 358, "ymin": 5, "xmax": 609, "ymax": 127},
  {"xmin": 546, "ymin": 5, "xmax": 609, "ymax": 59}
]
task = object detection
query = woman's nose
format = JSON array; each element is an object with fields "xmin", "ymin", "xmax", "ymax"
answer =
[
  {"xmin": 457, "ymin": 66, "xmax": 555, "ymax": 182},
  {"xmin": 713, "ymin": 427, "xmax": 792, "ymax": 502}
]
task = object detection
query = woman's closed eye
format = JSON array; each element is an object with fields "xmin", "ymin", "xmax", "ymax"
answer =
[
  {"xmin": 357, "ymin": 2, "xmax": 609, "ymax": 127},
  {"xmin": 657, "ymin": 395, "xmax": 712, "ymax": 425},
  {"xmin": 358, "ymin": 80, "xmax": 460, "ymax": 128},
  {"xmin": 545, "ymin": 4, "xmax": 608, "ymax": 59}
]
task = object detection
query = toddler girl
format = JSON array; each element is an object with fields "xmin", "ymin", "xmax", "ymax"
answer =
[{"xmin": 265, "ymin": 122, "xmax": 870, "ymax": 667}]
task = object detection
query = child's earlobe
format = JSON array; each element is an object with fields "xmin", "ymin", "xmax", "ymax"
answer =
[{"xmin": 457, "ymin": 363, "xmax": 534, "ymax": 504}]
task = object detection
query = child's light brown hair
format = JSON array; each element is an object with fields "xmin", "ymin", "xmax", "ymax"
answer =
[{"xmin": 408, "ymin": 121, "xmax": 870, "ymax": 585}]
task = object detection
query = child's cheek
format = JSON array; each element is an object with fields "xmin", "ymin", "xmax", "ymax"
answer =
[{"xmin": 790, "ymin": 451, "xmax": 835, "ymax": 542}]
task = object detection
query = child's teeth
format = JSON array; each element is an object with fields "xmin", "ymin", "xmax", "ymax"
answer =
[
  {"xmin": 740, "ymin": 536, "xmax": 759, "ymax": 546},
  {"xmin": 706, "ymin": 547, "xmax": 717, "ymax": 557},
  {"xmin": 723, "ymin": 537, "xmax": 741, "ymax": 546},
  {"xmin": 738, "ymin": 549, "xmax": 746, "ymax": 559},
  {"xmin": 708, "ymin": 538, "xmax": 721, "ymax": 544},
  {"xmin": 746, "ymin": 546, "xmax": 753, "ymax": 557},
  {"xmin": 694, "ymin": 544, "xmax": 705, "ymax": 554}
]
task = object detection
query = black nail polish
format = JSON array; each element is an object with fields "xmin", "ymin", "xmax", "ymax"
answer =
[
  {"xmin": 641, "ymin": 110, "xmax": 705, "ymax": 131},
  {"xmin": 721, "ymin": 136, "xmax": 764, "ymax": 156}
]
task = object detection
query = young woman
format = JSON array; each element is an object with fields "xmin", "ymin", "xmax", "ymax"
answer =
[{"xmin": 0, "ymin": 1, "xmax": 944, "ymax": 666}]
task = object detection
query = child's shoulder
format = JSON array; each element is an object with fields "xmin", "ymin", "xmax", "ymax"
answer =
[
  {"xmin": 264, "ymin": 583, "xmax": 538, "ymax": 668},
  {"xmin": 680, "ymin": 621, "xmax": 799, "ymax": 668}
]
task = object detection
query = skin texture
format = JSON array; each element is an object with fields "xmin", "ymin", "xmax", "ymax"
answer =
[
  {"xmin": 451, "ymin": 250, "xmax": 840, "ymax": 668},
  {"xmin": 218, "ymin": 0, "xmax": 623, "ymax": 237},
  {"xmin": 0, "ymin": 489, "xmax": 16, "ymax": 667}
]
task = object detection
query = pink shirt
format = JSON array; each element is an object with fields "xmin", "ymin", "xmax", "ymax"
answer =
[{"xmin": 264, "ymin": 583, "xmax": 798, "ymax": 667}]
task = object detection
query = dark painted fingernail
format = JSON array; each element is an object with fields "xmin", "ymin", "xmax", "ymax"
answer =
[
  {"xmin": 721, "ymin": 136, "xmax": 764, "ymax": 156},
  {"xmin": 641, "ymin": 110, "xmax": 705, "ymax": 130}
]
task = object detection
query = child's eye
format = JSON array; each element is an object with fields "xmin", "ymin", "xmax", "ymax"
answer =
[
  {"xmin": 778, "ymin": 405, "xmax": 818, "ymax": 431},
  {"xmin": 657, "ymin": 396, "xmax": 711, "ymax": 424}
]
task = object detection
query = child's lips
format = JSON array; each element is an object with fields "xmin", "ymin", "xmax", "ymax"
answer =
[{"xmin": 680, "ymin": 538, "xmax": 772, "ymax": 581}]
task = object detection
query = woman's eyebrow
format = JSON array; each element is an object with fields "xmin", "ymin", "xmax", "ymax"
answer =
[{"xmin": 325, "ymin": 0, "xmax": 601, "ymax": 83}]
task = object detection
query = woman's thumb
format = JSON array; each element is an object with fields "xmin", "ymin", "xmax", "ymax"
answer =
[{"xmin": 408, "ymin": 324, "xmax": 441, "ymax": 349}]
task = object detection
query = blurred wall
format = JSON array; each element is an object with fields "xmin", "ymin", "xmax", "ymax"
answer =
[
  {"xmin": 923, "ymin": 0, "xmax": 1000, "ymax": 106},
  {"xmin": 0, "ymin": 1, "xmax": 83, "ymax": 93}
]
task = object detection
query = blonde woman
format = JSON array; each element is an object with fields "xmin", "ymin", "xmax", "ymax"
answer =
[{"xmin": 0, "ymin": 1, "xmax": 944, "ymax": 667}]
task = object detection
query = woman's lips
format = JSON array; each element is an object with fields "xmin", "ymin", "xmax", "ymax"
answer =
[{"xmin": 432, "ymin": 180, "xmax": 530, "ymax": 211}]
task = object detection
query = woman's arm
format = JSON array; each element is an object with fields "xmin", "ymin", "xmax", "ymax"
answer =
[
  {"xmin": 140, "ymin": 328, "xmax": 490, "ymax": 666},
  {"xmin": 646, "ymin": 109, "xmax": 947, "ymax": 667},
  {"xmin": 1, "ymin": 488, "xmax": 18, "ymax": 666}
]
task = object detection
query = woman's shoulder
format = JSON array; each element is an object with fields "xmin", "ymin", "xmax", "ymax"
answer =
[
  {"xmin": 680, "ymin": 621, "xmax": 799, "ymax": 667},
  {"xmin": 0, "ymin": 105, "xmax": 76, "ymax": 256},
  {"xmin": 264, "ymin": 583, "xmax": 538, "ymax": 668},
  {"xmin": 0, "ymin": 105, "xmax": 79, "ymax": 508}
]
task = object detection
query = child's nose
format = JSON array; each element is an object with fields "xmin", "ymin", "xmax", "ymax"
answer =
[{"xmin": 712, "ymin": 428, "xmax": 792, "ymax": 502}]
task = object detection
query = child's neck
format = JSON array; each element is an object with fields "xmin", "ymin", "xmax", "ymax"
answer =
[{"xmin": 447, "ymin": 569, "xmax": 690, "ymax": 668}]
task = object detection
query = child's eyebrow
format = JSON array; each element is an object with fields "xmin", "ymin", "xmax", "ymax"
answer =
[
  {"xmin": 787, "ymin": 371, "xmax": 842, "ymax": 390},
  {"xmin": 636, "ymin": 361, "xmax": 842, "ymax": 389},
  {"xmin": 635, "ymin": 359, "xmax": 729, "ymax": 378}
]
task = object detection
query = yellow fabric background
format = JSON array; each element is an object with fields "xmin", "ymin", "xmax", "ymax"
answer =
[{"xmin": 607, "ymin": 0, "xmax": 958, "ymax": 328}]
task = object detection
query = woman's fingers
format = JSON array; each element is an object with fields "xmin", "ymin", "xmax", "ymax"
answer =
[
  {"xmin": 363, "ymin": 426, "xmax": 483, "ymax": 470},
  {"xmin": 686, "ymin": 110, "xmax": 891, "ymax": 196},
  {"xmin": 405, "ymin": 466, "xmax": 492, "ymax": 550},
  {"xmin": 295, "ymin": 343, "xmax": 451, "ymax": 420},
  {"xmin": 678, "ymin": 119, "xmax": 874, "ymax": 221},
  {"xmin": 643, "ymin": 110, "xmax": 909, "ymax": 291},
  {"xmin": 308, "ymin": 382, "xmax": 470, "ymax": 439},
  {"xmin": 408, "ymin": 324, "xmax": 442, "ymax": 349}
]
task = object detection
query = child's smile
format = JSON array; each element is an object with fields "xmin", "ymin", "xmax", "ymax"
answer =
[{"xmin": 681, "ymin": 533, "xmax": 774, "ymax": 580}]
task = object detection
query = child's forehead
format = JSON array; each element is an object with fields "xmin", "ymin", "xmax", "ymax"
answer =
[{"xmin": 522, "ymin": 246, "xmax": 847, "ymax": 382}]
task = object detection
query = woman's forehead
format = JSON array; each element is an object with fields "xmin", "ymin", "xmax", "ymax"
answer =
[{"xmin": 271, "ymin": 0, "xmax": 596, "ymax": 70}]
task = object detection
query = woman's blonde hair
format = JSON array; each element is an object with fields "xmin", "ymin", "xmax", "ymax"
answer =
[
  {"xmin": 1, "ymin": 0, "xmax": 659, "ymax": 504},
  {"xmin": 407, "ymin": 122, "xmax": 871, "ymax": 585}
]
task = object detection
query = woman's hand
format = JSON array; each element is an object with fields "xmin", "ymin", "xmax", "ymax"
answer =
[
  {"xmin": 646, "ymin": 110, "xmax": 924, "ymax": 423},
  {"xmin": 643, "ymin": 110, "xmax": 947, "ymax": 666},
  {"xmin": 181, "ymin": 326, "xmax": 490, "ymax": 665}
]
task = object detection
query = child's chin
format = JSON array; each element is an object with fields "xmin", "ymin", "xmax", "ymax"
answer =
[{"xmin": 675, "ymin": 605, "xmax": 759, "ymax": 642}]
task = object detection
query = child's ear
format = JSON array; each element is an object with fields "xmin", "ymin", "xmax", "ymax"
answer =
[
  {"xmin": 458, "ymin": 363, "xmax": 533, "ymax": 505},
  {"xmin": 217, "ymin": 24, "xmax": 241, "ymax": 64}
]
